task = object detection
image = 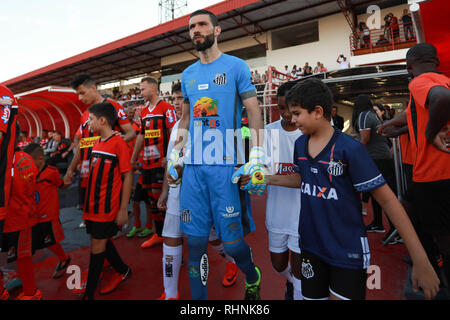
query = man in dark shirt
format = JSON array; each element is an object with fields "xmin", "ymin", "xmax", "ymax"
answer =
[
  {"xmin": 331, "ymin": 106, "xmax": 344, "ymax": 130},
  {"xmin": 401, "ymin": 9, "xmax": 414, "ymax": 41}
]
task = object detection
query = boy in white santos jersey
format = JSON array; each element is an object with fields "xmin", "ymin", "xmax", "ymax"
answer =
[
  {"xmin": 244, "ymin": 78, "xmax": 440, "ymax": 300},
  {"xmin": 264, "ymin": 81, "xmax": 302, "ymax": 300}
]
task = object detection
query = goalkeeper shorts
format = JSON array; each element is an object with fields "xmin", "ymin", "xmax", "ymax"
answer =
[{"xmin": 180, "ymin": 165, "xmax": 255, "ymax": 242}]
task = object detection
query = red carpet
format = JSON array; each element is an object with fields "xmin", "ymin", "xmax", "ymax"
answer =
[{"xmin": 5, "ymin": 195, "xmax": 409, "ymax": 300}]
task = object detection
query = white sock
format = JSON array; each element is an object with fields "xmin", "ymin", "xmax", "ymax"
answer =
[
  {"xmin": 293, "ymin": 275, "xmax": 303, "ymax": 300},
  {"xmin": 211, "ymin": 243, "xmax": 235, "ymax": 264},
  {"xmin": 162, "ymin": 243, "xmax": 183, "ymax": 299},
  {"xmin": 276, "ymin": 263, "xmax": 293, "ymax": 283}
]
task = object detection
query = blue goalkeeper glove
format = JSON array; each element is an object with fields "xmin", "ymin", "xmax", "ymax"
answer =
[
  {"xmin": 231, "ymin": 147, "xmax": 267, "ymax": 195},
  {"xmin": 167, "ymin": 148, "xmax": 183, "ymax": 187}
]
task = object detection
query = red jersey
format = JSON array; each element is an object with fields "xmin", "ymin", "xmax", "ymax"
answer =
[
  {"xmin": 4, "ymin": 151, "xmax": 38, "ymax": 232},
  {"xmin": 406, "ymin": 72, "xmax": 450, "ymax": 182},
  {"xmin": 36, "ymin": 164, "xmax": 64, "ymax": 222},
  {"xmin": 0, "ymin": 85, "xmax": 19, "ymax": 219},
  {"xmin": 83, "ymin": 135, "xmax": 132, "ymax": 222},
  {"xmin": 78, "ymin": 99, "xmax": 130, "ymax": 188},
  {"xmin": 139, "ymin": 100, "xmax": 176, "ymax": 169},
  {"xmin": 399, "ymin": 131, "xmax": 414, "ymax": 165}
]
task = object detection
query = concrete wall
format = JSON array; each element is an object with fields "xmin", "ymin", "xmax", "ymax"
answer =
[{"xmin": 266, "ymin": 13, "xmax": 353, "ymax": 73}]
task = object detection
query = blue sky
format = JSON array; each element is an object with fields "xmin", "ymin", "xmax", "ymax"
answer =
[{"xmin": 0, "ymin": 0, "xmax": 222, "ymax": 83}]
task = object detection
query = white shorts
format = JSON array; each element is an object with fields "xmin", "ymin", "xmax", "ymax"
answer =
[
  {"xmin": 162, "ymin": 211, "xmax": 183, "ymax": 239},
  {"xmin": 162, "ymin": 211, "xmax": 220, "ymax": 241},
  {"xmin": 166, "ymin": 186, "xmax": 180, "ymax": 216},
  {"xmin": 268, "ymin": 231, "xmax": 301, "ymax": 254}
]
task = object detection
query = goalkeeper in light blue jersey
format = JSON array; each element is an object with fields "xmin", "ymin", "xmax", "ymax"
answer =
[{"xmin": 166, "ymin": 9, "xmax": 265, "ymax": 300}]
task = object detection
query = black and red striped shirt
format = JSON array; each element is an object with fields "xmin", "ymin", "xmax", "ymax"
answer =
[
  {"xmin": 82, "ymin": 134, "xmax": 131, "ymax": 222},
  {"xmin": 139, "ymin": 100, "xmax": 176, "ymax": 169},
  {"xmin": 77, "ymin": 99, "xmax": 130, "ymax": 188},
  {"xmin": 0, "ymin": 85, "xmax": 19, "ymax": 219}
]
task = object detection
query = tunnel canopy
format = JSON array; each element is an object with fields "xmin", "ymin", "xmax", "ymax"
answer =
[{"xmin": 15, "ymin": 86, "xmax": 87, "ymax": 139}]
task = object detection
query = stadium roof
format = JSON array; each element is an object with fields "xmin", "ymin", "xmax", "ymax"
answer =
[{"xmin": 2, "ymin": 0, "xmax": 405, "ymax": 94}]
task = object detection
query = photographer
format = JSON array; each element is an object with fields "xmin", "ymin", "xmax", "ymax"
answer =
[{"xmin": 336, "ymin": 54, "xmax": 350, "ymax": 69}]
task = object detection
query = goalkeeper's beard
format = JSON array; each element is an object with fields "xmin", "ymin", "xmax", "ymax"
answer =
[{"xmin": 192, "ymin": 32, "xmax": 215, "ymax": 52}]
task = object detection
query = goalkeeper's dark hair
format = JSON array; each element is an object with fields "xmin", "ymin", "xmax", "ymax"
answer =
[{"xmin": 190, "ymin": 9, "xmax": 219, "ymax": 27}]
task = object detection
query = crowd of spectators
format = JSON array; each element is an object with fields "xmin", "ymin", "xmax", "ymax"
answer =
[
  {"xmin": 17, "ymin": 130, "xmax": 74, "ymax": 170},
  {"xmin": 356, "ymin": 10, "xmax": 415, "ymax": 50}
]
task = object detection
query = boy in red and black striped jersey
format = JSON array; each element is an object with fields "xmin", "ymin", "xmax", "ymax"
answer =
[
  {"xmin": 0, "ymin": 86, "xmax": 19, "ymax": 300},
  {"xmin": 131, "ymin": 77, "xmax": 176, "ymax": 248},
  {"xmin": 82, "ymin": 102, "xmax": 133, "ymax": 300},
  {"xmin": 24, "ymin": 143, "xmax": 72, "ymax": 279},
  {"xmin": 1, "ymin": 125, "xmax": 41, "ymax": 300}
]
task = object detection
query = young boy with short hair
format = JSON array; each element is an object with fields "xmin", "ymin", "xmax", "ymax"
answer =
[
  {"xmin": 24, "ymin": 143, "xmax": 71, "ymax": 279},
  {"xmin": 82, "ymin": 102, "xmax": 133, "ymax": 300},
  {"xmin": 265, "ymin": 78, "xmax": 440, "ymax": 300}
]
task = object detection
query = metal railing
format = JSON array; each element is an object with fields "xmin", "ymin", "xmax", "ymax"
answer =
[{"xmin": 350, "ymin": 21, "xmax": 417, "ymax": 55}]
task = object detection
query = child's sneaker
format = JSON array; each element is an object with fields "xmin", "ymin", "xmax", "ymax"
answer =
[
  {"xmin": 126, "ymin": 226, "xmax": 143, "ymax": 238},
  {"xmin": 53, "ymin": 256, "xmax": 71, "ymax": 279},
  {"xmin": 244, "ymin": 266, "xmax": 261, "ymax": 300},
  {"xmin": 366, "ymin": 223, "xmax": 385, "ymax": 233},
  {"xmin": 99, "ymin": 267, "xmax": 132, "ymax": 295},
  {"xmin": 137, "ymin": 227, "xmax": 154, "ymax": 238}
]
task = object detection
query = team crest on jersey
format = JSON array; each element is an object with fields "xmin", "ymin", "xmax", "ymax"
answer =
[
  {"xmin": 301, "ymin": 260, "xmax": 314, "ymax": 279},
  {"xmin": 118, "ymin": 108, "xmax": 127, "ymax": 120},
  {"xmin": 181, "ymin": 209, "xmax": 191, "ymax": 223},
  {"xmin": 327, "ymin": 160, "xmax": 344, "ymax": 176},
  {"xmin": 166, "ymin": 109, "xmax": 175, "ymax": 123},
  {"xmin": 1, "ymin": 106, "xmax": 10, "ymax": 124},
  {"xmin": 213, "ymin": 73, "xmax": 227, "ymax": 85}
]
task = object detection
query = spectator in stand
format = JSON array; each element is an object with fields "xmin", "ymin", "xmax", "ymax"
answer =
[
  {"xmin": 17, "ymin": 132, "xmax": 33, "ymax": 150},
  {"xmin": 254, "ymin": 70, "xmax": 262, "ymax": 83},
  {"xmin": 319, "ymin": 63, "xmax": 327, "ymax": 73},
  {"xmin": 376, "ymin": 34, "xmax": 390, "ymax": 46},
  {"xmin": 389, "ymin": 13, "xmax": 400, "ymax": 43},
  {"xmin": 43, "ymin": 131, "xmax": 58, "ymax": 157},
  {"xmin": 47, "ymin": 132, "xmax": 71, "ymax": 166},
  {"xmin": 302, "ymin": 63, "xmax": 312, "ymax": 76},
  {"xmin": 313, "ymin": 62, "xmax": 321, "ymax": 74},
  {"xmin": 291, "ymin": 65, "xmax": 298, "ymax": 79},
  {"xmin": 251, "ymin": 71, "xmax": 255, "ymax": 84},
  {"xmin": 331, "ymin": 106, "xmax": 344, "ymax": 130},
  {"xmin": 261, "ymin": 73, "xmax": 268, "ymax": 84},
  {"xmin": 401, "ymin": 9, "xmax": 414, "ymax": 41},
  {"xmin": 39, "ymin": 130, "xmax": 49, "ymax": 148},
  {"xmin": 282, "ymin": 65, "xmax": 289, "ymax": 81},
  {"xmin": 383, "ymin": 14, "xmax": 392, "ymax": 41},
  {"xmin": 336, "ymin": 54, "xmax": 350, "ymax": 69},
  {"xmin": 359, "ymin": 22, "xmax": 371, "ymax": 48}
]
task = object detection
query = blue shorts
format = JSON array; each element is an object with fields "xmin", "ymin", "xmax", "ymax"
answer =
[{"xmin": 180, "ymin": 165, "xmax": 255, "ymax": 242}]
